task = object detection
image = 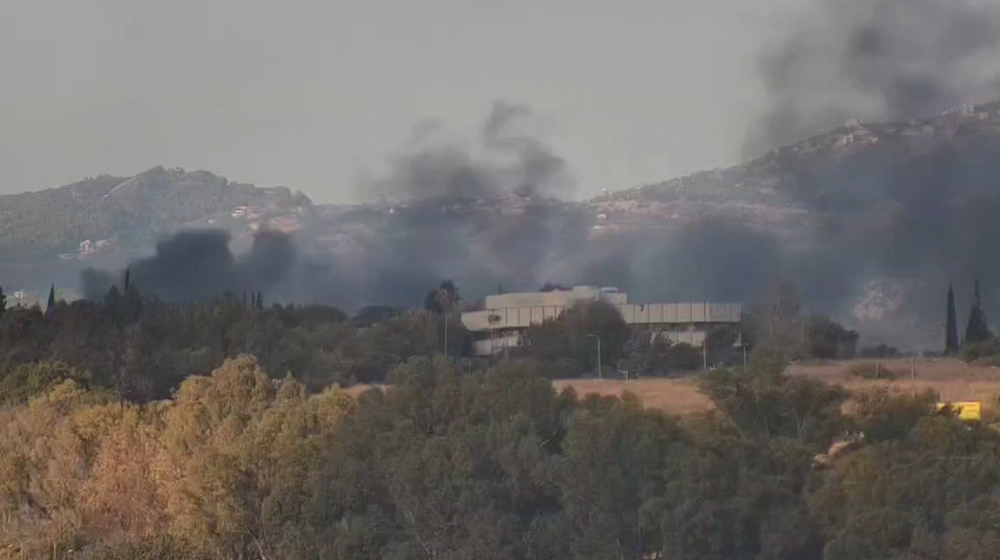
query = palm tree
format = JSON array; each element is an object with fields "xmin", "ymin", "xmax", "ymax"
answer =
[{"xmin": 428, "ymin": 281, "xmax": 461, "ymax": 356}]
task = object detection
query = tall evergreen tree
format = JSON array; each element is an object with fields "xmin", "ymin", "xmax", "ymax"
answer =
[
  {"xmin": 964, "ymin": 280, "xmax": 993, "ymax": 346},
  {"xmin": 946, "ymin": 284, "xmax": 959, "ymax": 354},
  {"xmin": 46, "ymin": 284, "xmax": 56, "ymax": 314},
  {"xmin": 0, "ymin": 284, "xmax": 6, "ymax": 320}
]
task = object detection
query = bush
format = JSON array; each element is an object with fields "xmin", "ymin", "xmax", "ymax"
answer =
[
  {"xmin": 844, "ymin": 361, "xmax": 896, "ymax": 381},
  {"xmin": 961, "ymin": 338, "xmax": 1000, "ymax": 363}
]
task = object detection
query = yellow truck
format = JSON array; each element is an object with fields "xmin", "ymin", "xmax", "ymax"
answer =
[{"xmin": 936, "ymin": 401, "xmax": 982, "ymax": 421}]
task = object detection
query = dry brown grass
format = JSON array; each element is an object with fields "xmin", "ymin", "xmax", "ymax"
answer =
[
  {"xmin": 555, "ymin": 358, "xmax": 1000, "ymax": 415},
  {"xmin": 553, "ymin": 378, "xmax": 712, "ymax": 415},
  {"xmin": 338, "ymin": 358, "xmax": 1000, "ymax": 417}
]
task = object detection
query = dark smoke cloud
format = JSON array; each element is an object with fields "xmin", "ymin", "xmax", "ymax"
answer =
[
  {"xmin": 369, "ymin": 101, "xmax": 573, "ymax": 201},
  {"xmin": 285, "ymin": 101, "xmax": 590, "ymax": 309},
  {"xmin": 715, "ymin": 0, "xmax": 1000, "ymax": 347},
  {"xmin": 746, "ymin": 0, "xmax": 1000, "ymax": 155},
  {"xmin": 77, "ymin": 68, "xmax": 1000, "ymax": 352},
  {"xmin": 82, "ymin": 229, "xmax": 295, "ymax": 301}
]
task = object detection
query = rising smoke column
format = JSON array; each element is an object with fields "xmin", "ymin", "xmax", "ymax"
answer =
[
  {"xmin": 293, "ymin": 101, "xmax": 592, "ymax": 310},
  {"xmin": 78, "ymin": 102, "xmax": 590, "ymax": 312}
]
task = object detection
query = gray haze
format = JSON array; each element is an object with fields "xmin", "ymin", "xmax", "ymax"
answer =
[
  {"xmin": 0, "ymin": 0, "xmax": 791, "ymax": 201},
  {"xmin": 13, "ymin": 0, "xmax": 1000, "ymax": 351},
  {"xmin": 746, "ymin": 0, "xmax": 1000, "ymax": 155}
]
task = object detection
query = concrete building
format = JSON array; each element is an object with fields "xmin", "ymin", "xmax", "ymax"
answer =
[{"xmin": 461, "ymin": 285, "xmax": 742, "ymax": 357}]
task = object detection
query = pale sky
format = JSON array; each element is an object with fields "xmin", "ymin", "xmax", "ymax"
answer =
[{"xmin": 0, "ymin": 0, "xmax": 802, "ymax": 203}]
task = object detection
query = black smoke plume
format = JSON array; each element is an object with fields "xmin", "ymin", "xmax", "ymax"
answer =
[
  {"xmin": 687, "ymin": 0, "xmax": 1000, "ymax": 347},
  {"xmin": 746, "ymin": 0, "xmax": 1000, "ymax": 156},
  {"xmin": 82, "ymin": 229, "xmax": 295, "ymax": 302},
  {"xmin": 281, "ymin": 101, "xmax": 593, "ymax": 309}
]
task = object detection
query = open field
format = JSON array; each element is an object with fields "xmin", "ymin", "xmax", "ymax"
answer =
[
  {"xmin": 555, "ymin": 358, "xmax": 1000, "ymax": 415},
  {"xmin": 340, "ymin": 358, "xmax": 1000, "ymax": 416}
]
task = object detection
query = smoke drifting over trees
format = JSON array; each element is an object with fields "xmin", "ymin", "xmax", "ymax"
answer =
[{"xmin": 82, "ymin": 229, "xmax": 295, "ymax": 302}]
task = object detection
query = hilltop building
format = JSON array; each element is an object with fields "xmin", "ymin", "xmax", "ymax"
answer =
[{"xmin": 460, "ymin": 285, "xmax": 742, "ymax": 357}]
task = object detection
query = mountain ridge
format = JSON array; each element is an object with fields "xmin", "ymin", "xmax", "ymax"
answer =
[
  {"xmin": 0, "ymin": 166, "xmax": 313, "ymax": 259},
  {"xmin": 5, "ymin": 100, "xmax": 1000, "ymax": 349}
]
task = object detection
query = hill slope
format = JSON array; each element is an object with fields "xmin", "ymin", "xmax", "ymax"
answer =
[
  {"xmin": 6, "ymin": 101, "xmax": 1000, "ymax": 349},
  {"xmin": 0, "ymin": 166, "xmax": 313, "ymax": 258}
]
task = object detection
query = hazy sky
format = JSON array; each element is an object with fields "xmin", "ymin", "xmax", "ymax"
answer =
[{"xmin": 0, "ymin": 0, "xmax": 801, "ymax": 203}]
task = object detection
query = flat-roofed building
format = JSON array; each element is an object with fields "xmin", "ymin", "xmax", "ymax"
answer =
[{"xmin": 461, "ymin": 285, "xmax": 742, "ymax": 357}]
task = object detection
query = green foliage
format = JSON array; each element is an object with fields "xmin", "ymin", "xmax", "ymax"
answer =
[
  {"xmin": 699, "ymin": 361, "xmax": 849, "ymax": 447},
  {"xmin": 961, "ymin": 337, "xmax": 1000, "ymax": 363},
  {"xmin": 619, "ymin": 332, "xmax": 703, "ymax": 376},
  {"xmin": 744, "ymin": 283, "xmax": 859, "ymax": 362},
  {"xmin": 4, "ymin": 290, "xmax": 1000, "ymax": 560},
  {"xmin": 946, "ymin": 284, "xmax": 959, "ymax": 354},
  {"xmin": 849, "ymin": 387, "xmax": 938, "ymax": 442},
  {"xmin": 803, "ymin": 314, "xmax": 859, "ymax": 360},
  {"xmin": 519, "ymin": 299, "xmax": 630, "ymax": 377},
  {"xmin": 964, "ymin": 280, "xmax": 993, "ymax": 346},
  {"xmin": 0, "ymin": 360, "xmax": 91, "ymax": 406},
  {"xmin": 0, "ymin": 288, "xmax": 469, "ymax": 402}
]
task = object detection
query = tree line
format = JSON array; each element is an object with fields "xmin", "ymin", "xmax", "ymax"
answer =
[
  {"xmin": 0, "ymin": 280, "xmax": 996, "ymax": 559},
  {"xmin": 0, "ymin": 279, "xmax": 867, "ymax": 406},
  {"xmin": 0, "ymin": 348, "xmax": 995, "ymax": 559}
]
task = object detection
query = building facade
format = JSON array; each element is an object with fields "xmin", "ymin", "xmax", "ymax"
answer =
[{"xmin": 461, "ymin": 285, "xmax": 742, "ymax": 357}]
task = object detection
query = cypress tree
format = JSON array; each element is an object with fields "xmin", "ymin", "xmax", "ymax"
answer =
[
  {"xmin": 46, "ymin": 284, "xmax": 56, "ymax": 314},
  {"xmin": 964, "ymin": 280, "xmax": 993, "ymax": 346},
  {"xmin": 946, "ymin": 284, "xmax": 959, "ymax": 354}
]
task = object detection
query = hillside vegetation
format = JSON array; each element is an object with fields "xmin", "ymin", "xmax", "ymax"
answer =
[{"xmin": 0, "ymin": 167, "xmax": 311, "ymax": 257}]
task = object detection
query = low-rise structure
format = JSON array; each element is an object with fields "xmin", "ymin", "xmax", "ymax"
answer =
[{"xmin": 461, "ymin": 285, "xmax": 742, "ymax": 357}]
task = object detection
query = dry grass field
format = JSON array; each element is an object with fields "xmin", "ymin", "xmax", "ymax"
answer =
[
  {"xmin": 555, "ymin": 358, "xmax": 1000, "ymax": 415},
  {"xmin": 340, "ymin": 358, "xmax": 1000, "ymax": 417}
]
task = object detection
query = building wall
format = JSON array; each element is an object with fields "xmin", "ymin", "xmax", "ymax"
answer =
[
  {"xmin": 463, "ymin": 301, "xmax": 741, "ymax": 332},
  {"xmin": 485, "ymin": 286, "xmax": 627, "ymax": 310},
  {"xmin": 462, "ymin": 286, "xmax": 740, "ymax": 357}
]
